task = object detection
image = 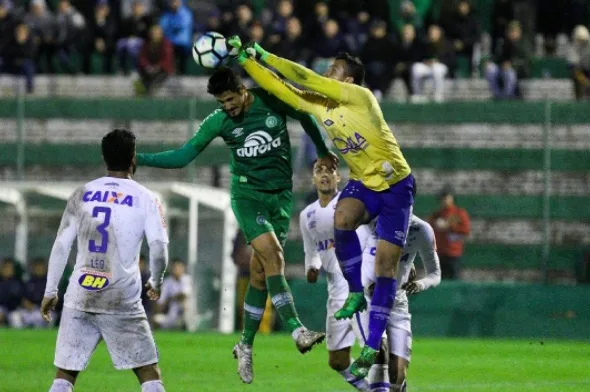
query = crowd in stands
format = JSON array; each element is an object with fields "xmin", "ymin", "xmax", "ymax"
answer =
[
  {"xmin": 0, "ymin": 0, "xmax": 589, "ymax": 100},
  {"xmin": 0, "ymin": 255, "xmax": 192, "ymax": 330}
]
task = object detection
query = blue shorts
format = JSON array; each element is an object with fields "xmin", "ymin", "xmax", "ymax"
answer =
[{"xmin": 339, "ymin": 175, "xmax": 415, "ymax": 248}]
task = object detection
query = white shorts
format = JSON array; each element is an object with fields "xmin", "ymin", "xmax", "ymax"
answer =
[
  {"xmin": 55, "ymin": 307, "xmax": 158, "ymax": 371},
  {"xmin": 326, "ymin": 298, "xmax": 367, "ymax": 351},
  {"xmin": 356, "ymin": 307, "xmax": 413, "ymax": 361}
]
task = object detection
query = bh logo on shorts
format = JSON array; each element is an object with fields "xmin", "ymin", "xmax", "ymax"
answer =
[
  {"xmin": 79, "ymin": 270, "xmax": 111, "ymax": 291},
  {"xmin": 237, "ymin": 131, "xmax": 281, "ymax": 157}
]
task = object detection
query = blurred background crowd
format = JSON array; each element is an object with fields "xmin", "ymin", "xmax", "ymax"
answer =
[{"xmin": 0, "ymin": 0, "xmax": 589, "ymax": 100}]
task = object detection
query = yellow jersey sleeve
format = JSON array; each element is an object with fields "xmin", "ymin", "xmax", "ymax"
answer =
[
  {"xmin": 242, "ymin": 58, "xmax": 327, "ymax": 116},
  {"xmin": 265, "ymin": 53, "xmax": 369, "ymax": 108}
]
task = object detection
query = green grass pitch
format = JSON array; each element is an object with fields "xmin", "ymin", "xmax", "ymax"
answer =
[{"xmin": 1, "ymin": 329, "xmax": 588, "ymax": 391}]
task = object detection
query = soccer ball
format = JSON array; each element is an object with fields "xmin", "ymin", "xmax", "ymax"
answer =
[{"xmin": 192, "ymin": 32, "xmax": 229, "ymax": 69}]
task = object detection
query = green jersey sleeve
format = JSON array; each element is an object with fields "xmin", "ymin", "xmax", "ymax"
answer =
[
  {"xmin": 254, "ymin": 88, "xmax": 330, "ymax": 158},
  {"xmin": 137, "ymin": 110, "xmax": 224, "ymax": 168}
]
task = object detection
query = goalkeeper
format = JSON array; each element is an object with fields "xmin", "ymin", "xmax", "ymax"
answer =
[
  {"xmin": 228, "ymin": 37, "xmax": 415, "ymax": 378},
  {"xmin": 137, "ymin": 66, "xmax": 334, "ymax": 384}
]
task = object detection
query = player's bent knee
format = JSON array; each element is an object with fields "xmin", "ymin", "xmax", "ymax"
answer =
[{"xmin": 328, "ymin": 351, "xmax": 350, "ymax": 371}]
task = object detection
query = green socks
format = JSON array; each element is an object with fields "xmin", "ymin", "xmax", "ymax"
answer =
[
  {"xmin": 266, "ymin": 275, "xmax": 303, "ymax": 333},
  {"xmin": 240, "ymin": 284, "xmax": 268, "ymax": 346}
]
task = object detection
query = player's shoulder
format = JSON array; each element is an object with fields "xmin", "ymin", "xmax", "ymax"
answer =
[
  {"xmin": 201, "ymin": 108, "xmax": 227, "ymax": 126},
  {"xmin": 300, "ymin": 200, "xmax": 319, "ymax": 220},
  {"xmin": 410, "ymin": 215, "xmax": 435, "ymax": 242}
]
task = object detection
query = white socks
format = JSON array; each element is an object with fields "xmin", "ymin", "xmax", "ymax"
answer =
[
  {"xmin": 141, "ymin": 380, "xmax": 166, "ymax": 392},
  {"xmin": 368, "ymin": 364, "xmax": 390, "ymax": 392},
  {"xmin": 339, "ymin": 367, "xmax": 371, "ymax": 391},
  {"xmin": 48, "ymin": 379, "xmax": 73, "ymax": 392}
]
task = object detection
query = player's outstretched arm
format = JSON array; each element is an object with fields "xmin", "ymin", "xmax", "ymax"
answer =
[
  {"xmin": 299, "ymin": 210, "xmax": 322, "ymax": 283},
  {"xmin": 404, "ymin": 223, "xmax": 441, "ymax": 294},
  {"xmin": 42, "ymin": 193, "xmax": 79, "ymax": 321},
  {"xmin": 137, "ymin": 112, "xmax": 223, "ymax": 169},
  {"xmin": 243, "ymin": 40, "xmax": 365, "ymax": 106}
]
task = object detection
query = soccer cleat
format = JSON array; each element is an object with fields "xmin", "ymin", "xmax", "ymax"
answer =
[
  {"xmin": 233, "ymin": 342, "xmax": 253, "ymax": 384},
  {"xmin": 350, "ymin": 345, "xmax": 379, "ymax": 379},
  {"xmin": 334, "ymin": 292, "xmax": 367, "ymax": 320},
  {"xmin": 295, "ymin": 328, "xmax": 326, "ymax": 354}
]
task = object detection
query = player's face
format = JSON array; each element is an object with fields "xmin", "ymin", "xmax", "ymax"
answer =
[
  {"xmin": 324, "ymin": 59, "xmax": 353, "ymax": 84},
  {"xmin": 312, "ymin": 162, "xmax": 340, "ymax": 193},
  {"xmin": 215, "ymin": 88, "xmax": 247, "ymax": 117}
]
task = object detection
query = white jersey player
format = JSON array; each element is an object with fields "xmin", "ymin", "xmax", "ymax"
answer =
[
  {"xmin": 40, "ymin": 130, "xmax": 169, "ymax": 392},
  {"xmin": 361, "ymin": 215, "xmax": 441, "ymax": 392},
  {"xmin": 300, "ymin": 160, "xmax": 388, "ymax": 392}
]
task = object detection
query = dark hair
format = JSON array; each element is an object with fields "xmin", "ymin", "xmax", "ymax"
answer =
[
  {"xmin": 335, "ymin": 52, "xmax": 365, "ymax": 85},
  {"xmin": 207, "ymin": 66, "xmax": 244, "ymax": 96},
  {"xmin": 102, "ymin": 129, "xmax": 136, "ymax": 171}
]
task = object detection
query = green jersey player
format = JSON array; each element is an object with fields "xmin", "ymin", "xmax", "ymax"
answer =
[{"xmin": 137, "ymin": 67, "xmax": 334, "ymax": 384}]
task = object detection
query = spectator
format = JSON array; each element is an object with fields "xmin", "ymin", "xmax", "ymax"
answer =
[
  {"xmin": 12, "ymin": 257, "xmax": 49, "ymax": 328},
  {"xmin": 304, "ymin": 1, "xmax": 329, "ymax": 45},
  {"xmin": 121, "ymin": 0, "xmax": 154, "ymax": 19},
  {"xmin": 232, "ymin": 229, "xmax": 274, "ymax": 334},
  {"xmin": 153, "ymin": 258, "xmax": 192, "ymax": 330},
  {"xmin": 136, "ymin": 24, "xmax": 174, "ymax": 96},
  {"xmin": 411, "ymin": 24, "xmax": 453, "ymax": 103},
  {"xmin": 568, "ymin": 25, "xmax": 590, "ymax": 101},
  {"xmin": 0, "ymin": 0, "xmax": 20, "ymax": 62},
  {"xmin": 442, "ymin": 0, "xmax": 479, "ymax": 74},
  {"xmin": 394, "ymin": 23, "xmax": 423, "ymax": 99},
  {"xmin": 361, "ymin": 19, "xmax": 396, "ymax": 101},
  {"xmin": 491, "ymin": 0, "xmax": 513, "ymax": 55},
  {"xmin": 429, "ymin": 187, "xmax": 471, "ymax": 280},
  {"xmin": 394, "ymin": 0, "xmax": 430, "ymax": 35},
  {"xmin": 271, "ymin": 16, "xmax": 307, "ymax": 65},
  {"xmin": 231, "ymin": 4, "xmax": 253, "ymax": 40},
  {"xmin": 485, "ymin": 21, "xmax": 531, "ymax": 100},
  {"xmin": 116, "ymin": 0, "xmax": 153, "ymax": 74},
  {"xmin": 160, "ymin": 0, "xmax": 193, "ymax": 74},
  {"xmin": 1, "ymin": 23, "xmax": 36, "ymax": 93},
  {"xmin": 0, "ymin": 259, "xmax": 25, "ymax": 326},
  {"xmin": 82, "ymin": 0, "xmax": 116, "ymax": 74},
  {"xmin": 342, "ymin": 10, "xmax": 371, "ymax": 54},
  {"xmin": 248, "ymin": 21, "xmax": 265, "ymax": 46},
  {"xmin": 270, "ymin": 0, "xmax": 294, "ymax": 36},
  {"xmin": 24, "ymin": 0, "xmax": 55, "ymax": 74},
  {"xmin": 310, "ymin": 19, "xmax": 347, "ymax": 73},
  {"xmin": 55, "ymin": 0, "xmax": 85, "ymax": 73}
]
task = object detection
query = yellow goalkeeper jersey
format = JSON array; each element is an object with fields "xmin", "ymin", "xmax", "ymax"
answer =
[{"xmin": 242, "ymin": 54, "xmax": 411, "ymax": 191}]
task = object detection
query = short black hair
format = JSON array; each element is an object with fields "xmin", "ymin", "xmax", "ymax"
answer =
[
  {"xmin": 335, "ymin": 52, "xmax": 365, "ymax": 85},
  {"xmin": 102, "ymin": 129, "xmax": 136, "ymax": 171},
  {"xmin": 207, "ymin": 66, "xmax": 244, "ymax": 96}
]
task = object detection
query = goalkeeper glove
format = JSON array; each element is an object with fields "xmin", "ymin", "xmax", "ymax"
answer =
[{"xmin": 226, "ymin": 35, "xmax": 269, "ymax": 64}]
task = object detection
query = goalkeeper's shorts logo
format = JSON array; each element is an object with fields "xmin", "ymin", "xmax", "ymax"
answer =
[{"xmin": 79, "ymin": 271, "xmax": 111, "ymax": 291}]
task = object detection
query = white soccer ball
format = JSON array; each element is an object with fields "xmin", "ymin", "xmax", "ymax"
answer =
[{"xmin": 192, "ymin": 32, "xmax": 229, "ymax": 69}]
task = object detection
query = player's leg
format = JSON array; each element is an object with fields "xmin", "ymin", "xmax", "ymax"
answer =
[
  {"xmin": 351, "ymin": 175, "xmax": 415, "ymax": 378},
  {"xmin": 233, "ymin": 251, "xmax": 267, "ymax": 384},
  {"xmin": 50, "ymin": 308, "xmax": 101, "ymax": 391},
  {"xmin": 334, "ymin": 180, "xmax": 377, "ymax": 320},
  {"xmin": 97, "ymin": 312, "xmax": 164, "ymax": 390},
  {"xmin": 386, "ymin": 311, "xmax": 412, "ymax": 392},
  {"xmin": 133, "ymin": 364, "xmax": 165, "ymax": 392}
]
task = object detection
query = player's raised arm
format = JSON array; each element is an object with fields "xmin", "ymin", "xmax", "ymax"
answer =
[
  {"xmin": 42, "ymin": 191, "xmax": 80, "ymax": 321},
  {"xmin": 144, "ymin": 195, "xmax": 170, "ymax": 299},
  {"xmin": 239, "ymin": 40, "xmax": 367, "ymax": 107},
  {"xmin": 299, "ymin": 210, "xmax": 321, "ymax": 283},
  {"xmin": 136, "ymin": 111, "xmax": 223, "ymax": 169}
]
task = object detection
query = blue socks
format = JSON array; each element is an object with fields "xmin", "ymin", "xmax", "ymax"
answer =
[
  {"xmin": 334, "ymin": 228, "xmax": 364, "ymax": 292},
  {"xmin": 366, "ymin": 277, "xmax": 397, "ymax": 350}
]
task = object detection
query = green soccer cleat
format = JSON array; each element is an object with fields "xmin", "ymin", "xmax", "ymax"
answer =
[
  {"xmin": 334, "ymin": 292, "xmax": 367, "ymax": 320},
  {"xmin": 350, "ymin": 345, "xmax": 379, "ymax": 379}
]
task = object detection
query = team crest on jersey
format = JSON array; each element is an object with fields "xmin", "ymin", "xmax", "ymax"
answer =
[
  {"xmin": 83, "ymin": 190, "xmax": 133, "ymax": 206},
  {"xmin": 265, "ymin": 116, "xmax": 278, "ymax": 128},
  {"xmin": 232, "ymin": 128, "xmax": 244, "ymax": 137},
  {"xmin": 256, "ymin": 215, "xmax": 266, "ymax": 225},
  {"xmin": 78, "ymin": 270, "xmax": 111, "ymax": 291}
]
